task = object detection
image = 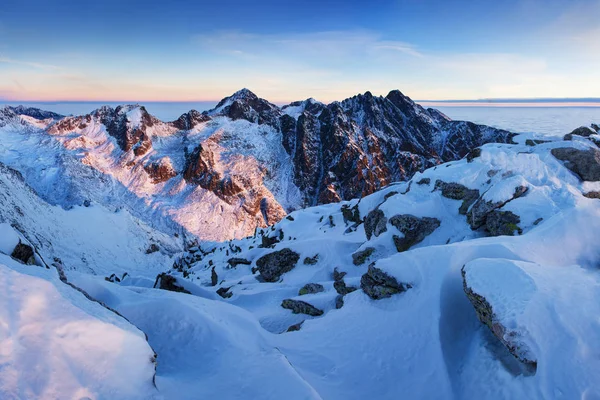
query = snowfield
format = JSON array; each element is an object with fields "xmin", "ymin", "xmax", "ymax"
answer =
[
  {"xmin": 1, "ymin": 99, "xmax": 600, "ymax": 399},
  {"xmin": 0, "ymin": 252, "xmax": 159, "ymax": 400}
]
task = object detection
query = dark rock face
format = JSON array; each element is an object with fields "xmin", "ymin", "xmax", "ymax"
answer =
[
  {"xmin": 299, "ymin": 283, "xmax": 325, "ymax": 296},
  {"xmin": 435, "ymin": 180, "xmax": 480, "ymax": 215},
  {"xmin": 361, "ymin": 265, "xmax": 411, "ymax": 300},
  {"xmin": 208, "ymin": 88, "xmax": 282, "ymax": 127},
  {"xmin": 255, "ymin": 248, "xmax": 300, "ymax": 282},
  {"xmin": 551, "ymin": 147, "xmax": 600, "ymax": 181},
  {"xmin": 144, "ymin": 158, "xmax": 177, "ymax": 184},
  {"xmin": 462, "ymin": 267, "xmax": 537, "ymax": 372},
  {"xmin": 11, "ymin": 241, "xmax": 35, "ymax": 264},
  {"xmin": 485, "ymin": 211, "xmax": 522, "ymax": 236},
  {"xmin": 364, "ymin": 209, "xmax": 387, "ymax": 240},
  {"xmin": 352, "ymin": 247, "xmax": 375, "ymax": 265},
  {"xmin": 227, "ymin": 258, "xmax": 251, "ymax": 268},
  {"xmin": 183, "ymin": 144, "xmax": 243, "ymax": 197},
  {"xmin": 389, "ymin": 214, "xmax": 441, "ymax": 252},
  {"xmin": 153, "ymin": 273, "xmax": 191, "ymax": 294},
  {"xmin": 171, "ymin": 110, "xmax": 211, "ymax": 130},
  {"xmin": 93, "ymin": 105, "xmax": 157, "ymax": 155},
  {"xmin": 281, "ymin": 299, "xmax": 324, "ymax": 316},
  {"xmin": 226, "ymin": 89, "xmax": 515, "ymax": 207}
]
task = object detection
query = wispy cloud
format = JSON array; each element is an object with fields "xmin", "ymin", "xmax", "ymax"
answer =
[
  {"xmin": 0, "ymin": 55, "xmax": 62, "ymax": 70},
  {"xmin": 192, "ymin": 30, "xmax": 423, "ymax": 61}
]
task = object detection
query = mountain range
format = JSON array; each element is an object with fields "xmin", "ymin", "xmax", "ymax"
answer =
[{"xmin": 0, "ymin": 88, "xmax": 514, "ymax": 241}]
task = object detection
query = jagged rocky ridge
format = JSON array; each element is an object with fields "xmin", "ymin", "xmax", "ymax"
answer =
[{"xmin": 1, "ymin": 89, "xmax": 514, "ymax": 240}]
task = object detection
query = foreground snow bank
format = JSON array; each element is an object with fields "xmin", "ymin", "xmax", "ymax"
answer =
[{"xmin": 0, "ymin": 254, "xmax": 159, "ymax": 400}]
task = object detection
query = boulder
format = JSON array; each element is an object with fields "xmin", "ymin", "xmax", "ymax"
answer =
[
  {"xmin": 211, "ymin": 266, "xmax": 218, "ymax": 286},
  {"xmin": 281, "ymin": 299, "xmax": 324, "ymax": 316},
  {"xmin": 334, "ymin": 279, "xmax": 358, "ymax": 296},
  {"xmin": 416, "ymin": 178, "xmax": 430, "ymax": 185},
  {"xmin": 466, "ymin": 147, "xmax": 481, "ymax": 162},
  {"xmin": 389, "ymin": 214, "xmax": 440, "ymax": 252},
  {"xmin": 352, "ymin": 247, "xmax": 375, "ymax": 265},
  {"xmin": 341, "ymin": 204, "xmax": 361, "ymax": 224},
  {"xmin": 485, "ymin": 210, "xmax": 522, "ymax": 236},
  {"xmin": 255, "ymin": 248, "xmax": 300, "ymax": 282},
  {"xmin": 298, "ymin": 283, "xmax": 325, "ymax": 296},
  {"xmin": 364, "ymin": 209, "xmax": 387, "ymax": 240},
  {"xmin": 360, "ymin": 265, "xmax": 411, "ymax": 300},
  {"xmin": 227, "ymin": 257, "xmax": 251, "ymax": 268},
  {"xmin": 216, "ymin": 287, "xmax": 232, "ymax": 299},
  {"xmin": 434, "ymin": 180, "xmax": 480, "ymax": 214},
  {"xmin": 551, "ymin": 147, "xmax": 600, "ymax": 181},
  {"xmin": 145, "ymin": 243, "xmax": 159, "ymax": 254},
  {"xmin": 584, "ymin": 191, "xmax": 600, "ymax": 199},
  {"xmin": 286, "ymin": 321, "xmax": 304, "ymax": 332},
  {"xmin": 153, "ymin": 273, "xmax": 191, "ymax": 294},
  {"xmin": 303, "ymin": 254, "xmax": 319, "ymax": 265},
  {"xmin": 11, "ymin": 241, "xmax": 35, "ymax": 265},
  {"xmin": 564, "ymin": 126, "xmax": 596, "ymax": 140},
  {"xmin": 461, "ymin": 265, "xmax": 537, "ymax": 372},
  {"xmin": 468, "ymin": 185, "xmax": 528, "ymax": 230}
]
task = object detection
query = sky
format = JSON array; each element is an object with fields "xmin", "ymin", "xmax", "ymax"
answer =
[{"xmin": 0, "ymin": 0, "xmax": 599, "ymax": 103}]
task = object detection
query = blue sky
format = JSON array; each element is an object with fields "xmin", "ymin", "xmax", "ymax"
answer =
[{"xmin": 1, "ymin": 0, "xmax": 599, "ymax": 102}]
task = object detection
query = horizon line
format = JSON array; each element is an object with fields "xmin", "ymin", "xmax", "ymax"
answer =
[{"xmin": 2, "ymin": 97, "xmax": 600, "ymax": 106}]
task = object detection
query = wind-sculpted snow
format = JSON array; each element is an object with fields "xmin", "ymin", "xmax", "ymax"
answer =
[
  {"xmin": 0, "ymin": 253, "xmax": 159, "ymax": 400},
  {"xmin": 0, "ymin": 88, "xmax": 514, "ymax": 241}
]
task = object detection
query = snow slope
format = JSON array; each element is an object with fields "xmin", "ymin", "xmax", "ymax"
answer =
[
  {"xmin": 0, "ymin": 252, "xmax": 159, "ymax": 400},
  {"xmin": 0, "ymin": 161, "xmax": 182, "ymax": 276}
]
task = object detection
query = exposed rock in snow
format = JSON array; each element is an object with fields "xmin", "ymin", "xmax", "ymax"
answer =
[
  {"xmin": 364, "ymin": 208, "xmax": 387, "ymax": 239},
  {"xmin": 255, "ymin": 248, "xmax": 300, "ymax": 282},
  {"xmin": 298, "ymin": 283, "xmax": 325, "ymax": 295},
  {"xmin": 361, "ymin": 265, "xmax": 412, "ymax": 299},
  {"xmin": 281, "ymin": 299, "xmax": 324, "ymax": 316},
  {"xmin": 389, "ymin": 214, "xmax": 441, "ymax": 252},
  {"xmin": 551, "ymin": 147, "xmax": 600, "ymax": 181}
]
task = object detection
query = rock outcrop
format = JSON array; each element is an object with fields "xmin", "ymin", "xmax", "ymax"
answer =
[
  {"xmin": 364, "ymin": 209, "xmax": 388, "ymax": 240},
  {"xmin": 361, "ymin": 265, "xmax": 411, "ymax": 299},
  {"xmin": 299, "ymin": 283, "xmax": 325, "ymax": 296},
  {"xmin": 153, "ymin": 273, "xmax": 191, "ymax": 294},
  {"xmin": 255, "ymin": 248, "xmax": 300, "ymax": 282},
  {"xmin": 551, "ymin": 147, "xmax": 600, "ymax": 181},
  {"xmin": 389, "ymin": 214, "xmax": 441, "ymax": 252},
  {"xmin": 281, "ymin": 299, "xmax": 324, "ymax": 316}
]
